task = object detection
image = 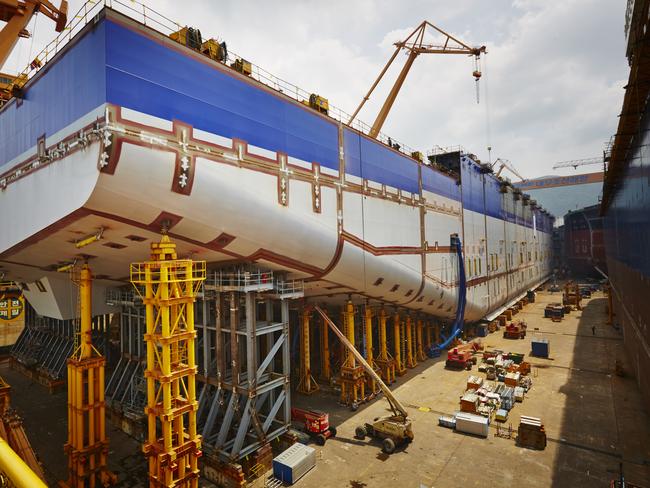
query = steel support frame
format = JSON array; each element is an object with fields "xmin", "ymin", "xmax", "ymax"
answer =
[{"xmin": 199, "ymin": 290, "xmax": 290, "ymax": 463}]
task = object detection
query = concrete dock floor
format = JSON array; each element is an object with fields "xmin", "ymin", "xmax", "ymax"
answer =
[
  {"xmin": 292, "ymin": 289, "xmax": 650, "ymax": 487},
  {"xmin": 2, "ymin": 288, "xmax": 649, "ymax": 487}
]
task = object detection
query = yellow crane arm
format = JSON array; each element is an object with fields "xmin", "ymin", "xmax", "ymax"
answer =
[
  {"xmin": 314, "ymin": 305, "xmax": 409, "ymax": 419},
  {"xmin": 0, "ymin": 0, "xmax": 67, "ymax": 70},
  {"xmin": 348, "ymin": 20, "xmax": 486, "ymax": 139}
]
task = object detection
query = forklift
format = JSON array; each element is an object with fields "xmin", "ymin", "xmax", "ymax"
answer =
[{"xmin": 315, "ymin": 306, "xmax": 414, "ymax": 454}]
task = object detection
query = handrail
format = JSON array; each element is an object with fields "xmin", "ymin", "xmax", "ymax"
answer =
[
  {"xmin": 7, "ymin": 0, "xmax": 416, "ymax": 157},
  {"xmin": 0, "ymin": 437, "xmax": 47, "ymax": 488}
]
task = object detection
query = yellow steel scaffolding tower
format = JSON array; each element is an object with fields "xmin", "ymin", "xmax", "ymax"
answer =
[
  {"xmin": 61, "ymin": 264, "xmax": 115, "ymax": 488},
  {"xmin": 416, "ymin": 318, "xmax": 426, "ymax": 362},
  {"xmin": 374, "ymin": 308, "xmax": 396, "ymax": 384},
  {"xmin": 393, "ymin": 312, "xmax": 406, "ymax": 376},
  {"xmin": 297, "ymin": 308, "xmax": 319, "ymax": 394},
  {"xmin": 339, "ymin": 300, "xmax": 365, "ymax": 406},
  {"xmin": 405, "ymin": 315, "xmax": 417, "ymax": 369},
  {"xmin": 130, "ymin": 234, "xmax": 206, "ymax": 488}
]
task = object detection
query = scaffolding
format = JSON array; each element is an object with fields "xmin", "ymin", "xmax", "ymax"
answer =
[
  {"xmin": 61, "ymin": 264, "xmax": 115, "ymax": 488},
  {"xmin": 339, "ymin": 301, "xmax": 365, "ymax": 406},
  {"xmin": 130, "ymin": 234, "xmax": 206, "ymax": 488},
  {"xmin": 199, "ymin": 272, "xmax": 293, "ymax": 465}
]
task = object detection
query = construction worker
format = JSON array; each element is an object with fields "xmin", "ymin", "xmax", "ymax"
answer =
[{"xmin": 591, "ymin": 325, "xmax": 596, "ymax": 336}]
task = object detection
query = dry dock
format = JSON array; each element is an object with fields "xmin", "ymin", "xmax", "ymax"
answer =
[{"xmin": 289, "ymin": 288, "xmax": 650, "ymax": 487}]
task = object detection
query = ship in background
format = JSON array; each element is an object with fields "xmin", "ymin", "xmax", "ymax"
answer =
[
  {"xmin": 563, "ymin": 204, "xmax": 607, "ymax": 278},
  {"xmin": 0, "ymin": 3, "xmax": 554, "ymax": 325},
  {"xmin": 602, "ymin": 0, "xmax": 650, "ymax": 412}
]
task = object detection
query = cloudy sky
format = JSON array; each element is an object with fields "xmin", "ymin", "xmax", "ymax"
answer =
[{"xmin": 3, "ymin": 0, "xmax": 628, "ymax": 179}]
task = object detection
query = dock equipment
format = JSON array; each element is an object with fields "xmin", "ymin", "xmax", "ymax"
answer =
[
  {"xmin": 290, "ymin": 408, "xmax": 336, "ymax": 446},
  {"xmin": 61, "ymin": 264, "xmax": 115, "ymax": 488},
  {"xmin": 455, "ymin": 412, "xmax": 489, "ymax": 438},
  {"xmin": 130, "ymin": 234, "xmax": 206, "ymax": 488},
  {"xmin": 363, "ymin": 305, "xmax": 379, "ymax": 394},
  {"xmin": 445, "ymin": 346, "xmax": 475, "ymax": 370},
  {"xmin": 315, "ymin": 306, "xmax": 414, "ymax": 454},
  {"xmin": 0, "ymin": 377, "xmax": 45, "ymax": 483},
  {"xmin": 517, "ymin": 416, "xmax": 547, "ymax": 450},
  {"xmin": 503, "ymin": 321, "xmax": 527, "ymax": 339},
  {"xmin": 272, "ymin": 443, "xmax": 316, "ymax": 485},
  {"xmin": 347, "ymin": 20, "xmax": 486, "ymax": 138},
  {"xmin": 531, "ymin": 338, "xmax": 550, "ymax": 358}
]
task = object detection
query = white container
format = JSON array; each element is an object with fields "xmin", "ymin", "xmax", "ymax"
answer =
[
  {"xmin": 272, "ymin": 443, "xmax": 316, "ymax": 484},
  {"xmin": 455, "ymin": 412, "xmax": 489, "ymax": 438}
]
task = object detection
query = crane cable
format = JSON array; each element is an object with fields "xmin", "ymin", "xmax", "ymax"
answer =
[{"xmin": 482, "ymin": 52, "xmax": 492, "ymax": 165}]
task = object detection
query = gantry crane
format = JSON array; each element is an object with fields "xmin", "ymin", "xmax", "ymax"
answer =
[
  {"xmin": 348, "ymin": 20, "xmax": 486, "ymax": 139},
  {"xmin": 314, "ymin": 306, "xmax": 413, "ymax": 454},
  {"xmin": 552, "ymin": 157, "xmax": 605, "ymax": 170},
  {"xmin": 492, "ymin": 158, "xmax": 526, "ymax": 182},
  {"xmin": 0, "ymin": 0, "xmax": 68, "ymax": 68}
]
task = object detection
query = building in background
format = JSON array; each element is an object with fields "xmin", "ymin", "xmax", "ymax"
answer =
[{"xmin": 514, "ymin": 172, "xmax": 603, "ymax": 226}]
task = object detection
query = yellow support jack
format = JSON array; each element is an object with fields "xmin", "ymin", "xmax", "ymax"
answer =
[
  {"xmin": 405, "ymin": 315, "xmax": 417, "ymax": 369},
  {"xmin": 297, "ymin": 308, "xmax": 319, "ymax": 395},
  {"xmin": 320, "ymin": 310, "xmax": 331, "ymax": 382},
  {"xmin": 425, "ymin": 321, "xmax": 433, "ymax": 351},
  {"xmin": 60, "ymin": 264, "xmax": 116, "ymax": 488},
  {"xmin": 393, "ymin": 312, "xmax": 406, "ymax": 376},
  {"xmin": 363, "ymin": 305, "xmax": 380, "ymax": 395},
  {"xmin": 339, "ymin": 300, "xmax": 365, "ymax": 407},
  {"xmin": 131, "ymin": 234, "xmax": 206, "ymax": 488},
  {"xmin": 416, "ymin": 318, "xmax": 426, "ymax": 362},
  {"xmin": 374, "ymin": 308, "xmax": 396, "ymax": 384}
]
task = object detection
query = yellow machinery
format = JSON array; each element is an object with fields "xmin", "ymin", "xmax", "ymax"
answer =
[
  {"xmin": 315, "ymin": 307, "xmax": 413, "ymax": 454},
  {"xmin": 61, "ymin": 264, "xmax": 115, "ymax": 488},
  {"xmin": 347, "ymin": 20, "xmax": 485, "ymax": 139},
  {"xmin": 201, "ymin": 38, "xmax": 227, "ymax": 62},
  {"xmin": 230, "ymin": 58, "xmax": 252, "ymax": 76},
  {"xmin": 297, "ymin": 308, "xmax": 319, "ymax": 394},
  {"xmin": 169, "ymin": 26, "xmax": 202, "ymax": 50},
  {"xmin": 0, "ymin": 377, "xmax": 46, "ymax": 485},
  {"xmin": 302, "ymin": 93, "xmax": 328, "ymax": 115},
  {"xmin": 130, "ymin": 234, "xmax": 206, "ymax": 488},
  {"xmin": 0, "ymin": 437, "xmax": 46, "ymax": 488}
]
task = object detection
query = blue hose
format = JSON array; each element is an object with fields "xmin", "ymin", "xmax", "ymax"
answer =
[{"xmin": 428, "ymin": 234, "xmax": 467, "ymax": 357}]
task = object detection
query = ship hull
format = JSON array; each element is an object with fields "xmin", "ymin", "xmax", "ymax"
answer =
[{"xmin": 0, "ymin": 8, "xmax": 554, "ymax": 322}]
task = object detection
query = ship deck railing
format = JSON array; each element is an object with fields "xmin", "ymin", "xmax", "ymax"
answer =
[{"xmin": 6, "ymin": 0, "xmax": 415, "ymax": 157}]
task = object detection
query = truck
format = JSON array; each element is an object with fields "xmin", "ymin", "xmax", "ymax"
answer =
[
  {"xmin": 290, "ymin": 407, "xmax": 336, "ymax": 446},
  {"xmin": 315, "ymin": 307, "xmax": 414, "ymax": 455}
]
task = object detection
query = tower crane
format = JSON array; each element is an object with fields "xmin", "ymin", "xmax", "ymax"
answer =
[
  {"xmin": 0, "ymin": 0, "xmax": 67, "ymax": 74},
  {"xmin": 492, "ymin": 158, "xmax": 526, "ymax": 182},
  {"xmin": 552, "ymin": 157, "xmax": 605, "ymax": 170},
  {"xmin": 348, "ymin": 20, "xmax": 486, "ymax": 139}
]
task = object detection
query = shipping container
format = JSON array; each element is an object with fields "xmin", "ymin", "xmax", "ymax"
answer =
[
  {"xmin": 272, "ymin": 443, "xmax": 316, "ymax": 485},
  {"xmin": 531, "ymin": 338, "xmax": 550, "ymax": 358},
  {"xmin": 455, "ymin": 412, "xmax": 489, "ymax": 437}
]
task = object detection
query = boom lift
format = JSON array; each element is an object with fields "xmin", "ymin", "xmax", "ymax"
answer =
[
  {"xmin": 348, "ymin": 20, "xmax": 486, "ymax": 139},
  {"xmin": 314, "ymin": 306, "xmax": 414, "ymax": 454}
]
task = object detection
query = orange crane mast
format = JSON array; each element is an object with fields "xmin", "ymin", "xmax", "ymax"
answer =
[
  {"xmin": 0, "ymin": 0, "xmax": 67, "ymax": 69},
  {"xmin": 348, "ymin": 20, "xmax": 486, "ymax": 139}
]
